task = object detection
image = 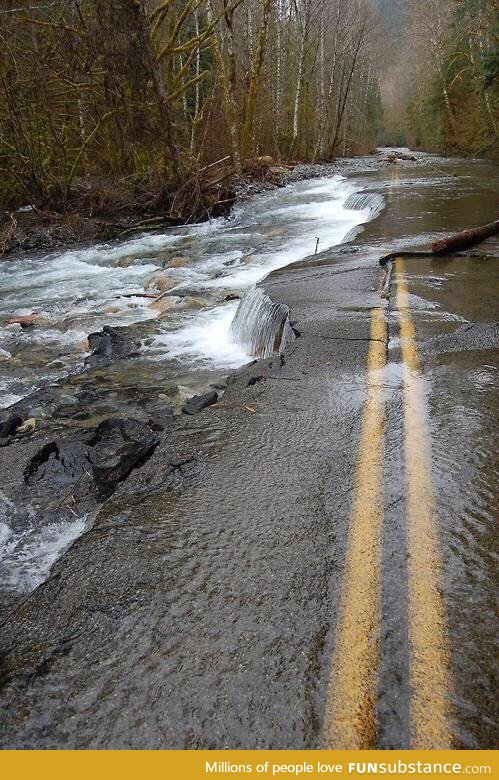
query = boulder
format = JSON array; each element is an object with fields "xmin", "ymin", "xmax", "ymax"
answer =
[
  {"xmin": 86, "ymin": 326, "xmax": 140, "ymax": 367},
  {"xmin": 144, "ymin": 273, "xmax": 178, "ymax": 293},
  {"xmin": 182, "ymin": 391, "xmax": 218, "ymax": 416},
  {"xmin": 149, "ymin": 295, "xmax": 181, "ymax": 316}
]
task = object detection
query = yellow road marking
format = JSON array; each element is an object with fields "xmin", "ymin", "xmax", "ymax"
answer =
[
  {"xmin": 388, "ymin": 164, "xmax": 399, "ymax": 201},
  {"xmin": 324, "ymin": 307, "xmax": 387, "ymax": 749},
  {"xmin": 396, "ymin": 258, "xmax": 452, "ymax": 748}
]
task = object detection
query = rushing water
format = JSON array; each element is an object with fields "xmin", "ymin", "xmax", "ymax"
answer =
[
  {"xmin": 0, "ymin": 171, "xmax": 383, "ymax": 598},
  {"xmin": 228, "ymin": 287, "xmax": 294, "ymax": 359},
  {"xmin": 0, "ymin": 175, "xmax": 381, "ymax": 409},
  {"xmin": 0, "ymin": 491, "xmax": 89, "ymax": 593}
]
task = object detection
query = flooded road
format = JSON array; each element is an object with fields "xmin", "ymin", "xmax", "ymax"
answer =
[
  {"xmin": 0, "ymin": 152, "xmax": 497, "ymax": 749},
  {"xmin": 0, "ymin": 170, "xmax": 380, "ymax": 606}
]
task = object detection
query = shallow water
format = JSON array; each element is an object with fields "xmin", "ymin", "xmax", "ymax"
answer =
[{"xmin": 0, "ymin": 153, "xmax": 498, "ymax": 749}]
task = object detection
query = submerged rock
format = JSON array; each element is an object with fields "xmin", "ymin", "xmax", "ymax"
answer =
[
  {"xmin": 86, "ymin": 326, "xmax": 140, "ymax": 366},
  {"xmin": 149, "ymin": 295, "xmax": 181, "ymax": 316},
  {"xmin": 144, "ymin": 273, "xmax": 178, "ymax": 294},
  {"xmin": 178, "ymin": 296, "xmax": 207, "ymax": 310},
  {"xmin": 166, "ymin": 256, "xmax": 189, "ymax": 268},
  {"xmin": 5, "ymin": 387, "xmax": 68, "ymax": 419},
  {"xmin": 182, "ymin": 391, "xmax": 218, "ymax": 415}
]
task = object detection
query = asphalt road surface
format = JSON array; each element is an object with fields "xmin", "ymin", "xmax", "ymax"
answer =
[{"xmin": 0, "ymin": 159, "xmax": 497, "ymax": 749}]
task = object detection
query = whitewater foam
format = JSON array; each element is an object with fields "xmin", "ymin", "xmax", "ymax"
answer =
[
  {"xmin": 150, "ymin": 176, "xmax": 374, "ymax": 369},
  {"xmin": 0, "ymin": 492, "xmax": 89, "ymax": 592}
]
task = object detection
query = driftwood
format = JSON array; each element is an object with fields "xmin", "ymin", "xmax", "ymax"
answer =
[
  {"xmin": 381, "ymin": 152, "xmax": 417, "ymax": 164},
  {"xmin": 379, "ymin": 219, "xmax": 499, "ymax": 266},
  {"xmin": 432, "ymin": 218, "xmax": 499, "ymax": 255},
  {"xmin": 116, "ymin": 214, "xmax": 186, "ymax": 238}
]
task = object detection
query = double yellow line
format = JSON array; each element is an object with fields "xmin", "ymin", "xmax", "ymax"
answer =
[{"xmin": 323, "ymin": 258, "xmax": 451, "ymax": 749}]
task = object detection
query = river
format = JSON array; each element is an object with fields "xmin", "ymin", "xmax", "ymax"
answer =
[
  {"xmin": 0, "ymin": 165, "xmax": 384, "ymax": 598},
  {"xmin": 0, "ymin": 173, "xmax": 379, "ymax": 410}
]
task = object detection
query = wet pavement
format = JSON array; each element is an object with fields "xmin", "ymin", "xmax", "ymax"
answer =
[{"xmin": 0, "ymin": 156, "xmax": 497, "ymax": 749}]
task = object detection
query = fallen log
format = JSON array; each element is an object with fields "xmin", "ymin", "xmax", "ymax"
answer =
[
  {"xmin": 117, "ymin": 215, "xmax": 186, "ymax": 238},
  {"xmin": 431, "ymin": 218, "xmax": 499, "ymax": 255},
  {"xmin": 379, "ymin": 218, "xmax": 499, "ymax": 266}
]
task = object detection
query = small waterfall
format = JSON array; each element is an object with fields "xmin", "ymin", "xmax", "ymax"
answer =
[
  {"xmin": 344, "ymin": 191, "xmax": 385, "ymax": 219},
  {"xmin": 229, "ymin": 287, "xmax": 294, "ymax": 359}
]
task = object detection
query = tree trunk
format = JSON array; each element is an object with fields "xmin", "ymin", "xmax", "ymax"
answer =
[
  {"xmin": 241, "ymin": 0, "xmax": 272, "ymax": 160},
  {"xmin": 206, "ymin": 0, "xmax": 241, "ymax": 172},
  {"xmin": 290, "ymin": 17, "xmax": 307, "ymax": 157},
  {"xmin": 432, "ymin": 220, "xmax": 499, "ymax": 255},
  {"xmin": 274, "ymin": 0, "xmax": 284, "ymax": 159}
]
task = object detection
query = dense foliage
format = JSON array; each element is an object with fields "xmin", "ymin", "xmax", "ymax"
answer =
[
  {"xmin": 382, "ymin": 0, "xmax": 498, "ymax": 156},
  {"xmin": 0, "ymin": 0, "xmax": 495, "ymax": 219},
  {"xmin": 0, "ymin": 0, "xmax": 383, "ymax": 214}
]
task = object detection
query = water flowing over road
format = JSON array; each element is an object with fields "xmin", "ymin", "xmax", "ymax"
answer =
[
  {"xmin": 0, "ymin": 172, "xmax": 379, "ymax": 600},
  {"xmin": 0, "ymin": 152, "xmax": 497, "ymax": 750}
]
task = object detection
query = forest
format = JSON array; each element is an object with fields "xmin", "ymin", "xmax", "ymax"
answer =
[{"xmin": 0, "ymin": 0, "xmax": 497, "ymax": 223}]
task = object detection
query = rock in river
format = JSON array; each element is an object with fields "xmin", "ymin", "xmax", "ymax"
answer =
[
  {"xmin": 86, "ymin": 326, "xmax": 140, "ymax": 367},
  {"xmin": 166, "ymin": 255, "xmax": 189, "ymax": 268},
  {"xmin": 149, "ymin": 295, "xmax": 181, "ymax": 316},
  {"xmin": 144, "ymin": 273, "xmax": 178, "ymax": 294},
  {"xmin": 4, "ymin": 312, "xmax": 50, "ymax": 328},
  {"xmin": 182, "ymin": 391, "xmax": 218, "ymax": 415}
]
